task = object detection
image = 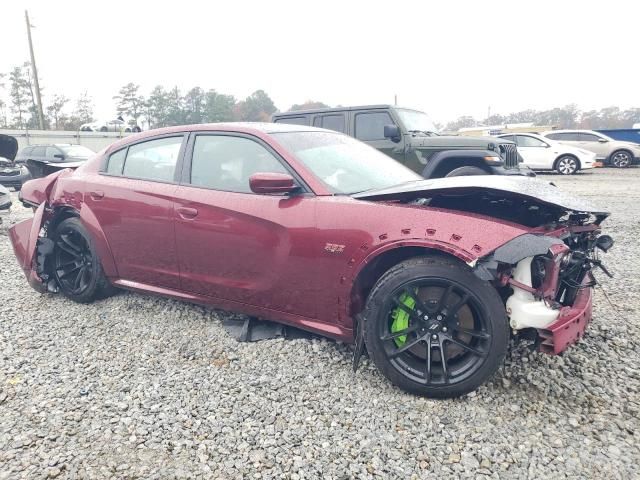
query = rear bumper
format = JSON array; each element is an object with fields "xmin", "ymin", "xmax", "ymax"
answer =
[{"xmin": 537, "ymin": 279, "xmax": 593, "ymax": 355}]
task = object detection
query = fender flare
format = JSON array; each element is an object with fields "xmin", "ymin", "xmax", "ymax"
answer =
[
  {"xmin": 79, "ymin": 204, "xmax": 119, "ymax": 278},
  {"xmin": 421, "ymin": 149, "xmax": 496, "ymax": 178}
]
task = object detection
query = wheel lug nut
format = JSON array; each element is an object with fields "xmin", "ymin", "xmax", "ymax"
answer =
[
  {"xmin": 431, "ymin": 334, "xmax": 437, "ymax": 340},
  {"xmin": 424, "ymin": 315, "xmax": 429, "ymax": 320},
  {"xmin": 442, "ymin": 327, "xmax": 448, "ymax": 332},
  {"xmin": 437, "ymin": 315, "xmax": 443, "ymax": 321}
]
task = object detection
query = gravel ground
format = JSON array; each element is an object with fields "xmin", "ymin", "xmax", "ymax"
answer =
[{"xmin": 1, "ymin": 168, "xmax": 638, "ymax": 479}]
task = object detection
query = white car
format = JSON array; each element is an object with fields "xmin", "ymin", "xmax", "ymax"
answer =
[
  {"xmin": 497, "ymin": 133, "xmax": 596, "ymax": 175},
  {"xmin": 80, "ymin": 117, "xmax": 141, "ymax": 133}
]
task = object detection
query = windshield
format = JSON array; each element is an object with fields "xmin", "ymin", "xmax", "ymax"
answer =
[
  {"xmin": 271, "ymin": 131, "xmax": 421, "ymax": 194},
  {"xmin": 396, "ymin": 109, "xmax": 438, "ymax": 135},
  {"xmin": 59, "ymin": 145, "xmax": 94, "ymax": 158}
]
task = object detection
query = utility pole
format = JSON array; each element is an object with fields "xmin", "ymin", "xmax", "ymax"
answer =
[
  {"xmin": 25, "ymin": 10, "xmax": 45, "ymax": 130},
  {"xmin": 394, "ymin": 94, "xmax": 398, "ymax": 106}
]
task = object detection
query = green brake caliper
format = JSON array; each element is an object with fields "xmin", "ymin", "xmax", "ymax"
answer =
[{"xmin": 390, "ymin": 292, "xmax": 416, "ymax": 347}]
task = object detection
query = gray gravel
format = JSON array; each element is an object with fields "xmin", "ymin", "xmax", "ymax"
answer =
[{"xmin": 1, "ymin": 168, "xmax": 639, "ymax": 479}]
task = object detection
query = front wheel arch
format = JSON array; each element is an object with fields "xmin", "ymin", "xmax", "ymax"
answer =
[
  {"xmin": 349, "ymin": 245, "xmax": 468, "ymax": 318},
  {"xmin": 426, "ymin": 157, "xmax": 492, "ymax": 179}
]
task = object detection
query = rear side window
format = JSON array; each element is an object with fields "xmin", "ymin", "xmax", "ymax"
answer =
[
  {"xmin": 274, "ymin": 116, "xmax": 308, "ymax": 126},
  {"xmin": 318, "ymin": 114, "xmax": 345, "ymax": 133},
  {"xmin": 190, "ymin": 135, "xmax": 287, "ymax": 193},
  {"xmin": 122, "ymin": 137, "xmax": 182, "ymax": 182},
  {"xmin": 355, "ymin": 112, "xmax": 394, "ymax": 141},
  {"xmin": 20, "ymin": 147, "xmax": 33, "ymax": 156},
  {"xmin": 552, "ymin": 132, "xmax": 580, "ymax": 141},
  {"xmin": 106, "ymin": 149, "xmax": 127, "ymax": 174},
  {"xmin": 578, "ymin": 133, "xmax": 601, "ymax": 142}
]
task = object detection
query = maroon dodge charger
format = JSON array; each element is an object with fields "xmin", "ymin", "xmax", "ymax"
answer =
[{"xmin": 9, "ymin": 123, "xmax": 613, "ymax": 397}]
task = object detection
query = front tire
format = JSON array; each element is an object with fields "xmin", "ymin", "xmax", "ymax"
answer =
[
  {"xmin": 445, "ymin": 166, "xmax": 487, "ymax": 177},
  {"xmin": 363, "ymin": 256, "xmax": 509, "ymax": 398},
  {"xmin": 52, "ymin": 217, "xmax": 115, "ymax": 303},
  {"xmin": 555, "ymin": 155, "xmax": 579, "ymax": 175},
  {"xmin": 610, "ymin": 150, "xmax": 632, "ymax": 168}
]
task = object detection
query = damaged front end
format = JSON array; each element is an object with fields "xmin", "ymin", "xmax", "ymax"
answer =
[
  {"xmin": 356, "ymin": 176, "xmax": 614, "ymax": 355},
  {"xmin": 475, "ymin": 226, "xmax": 613, "ymax": 354},
  {"xmin": 8, "ymin": 170, "xmax": 71, "ymax": 293}
]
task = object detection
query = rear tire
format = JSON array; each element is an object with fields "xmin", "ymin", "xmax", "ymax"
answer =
[
  {"xmin": 52, "ymin": 217, "xmax": 115, "ymax": 303},
  {"xmin": 555, "ymin": 155, "xmax": 579, "ymax": 175},
  {"xmin": 445, "ymin": 166, "xmax": 487, "ymax": 177},
  {"xmin": 100, "ymin": 126, "xmax": 108, "ymax": 132},
  {"xmin": 363, "ymin": 256, "xmax": 509, "ymax": 398},
  {"xmin": 610, "ymin": 150, "xmax": 632, "ymax": 168}
]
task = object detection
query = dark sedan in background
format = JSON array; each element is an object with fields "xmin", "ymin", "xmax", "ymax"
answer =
[{"xmin": 15, "ymin": 144, "xmax": 94, "ymax": 181}]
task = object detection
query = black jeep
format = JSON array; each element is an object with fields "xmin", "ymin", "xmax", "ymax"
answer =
[{"xmin": 272, "ymin": 105, "xmax": 533, "ymax": 178}]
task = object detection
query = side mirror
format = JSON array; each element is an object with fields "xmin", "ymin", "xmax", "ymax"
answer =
[
  {"xmin": 249, "ymin": 172, "xmax": 298, "ymax": 195},
  {"xmin": 383, "ymin": 124, "xmax": 401, "ymax": 142},
  {"xmin": 598, "ymin": 138, "xmax": 608, "ymax": 143}
]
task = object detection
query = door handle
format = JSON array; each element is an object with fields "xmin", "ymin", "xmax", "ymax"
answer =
[
  {"xmin": 89, "ymin": 190, "xmax": 104, "ymax": 200},
  {"xmin": 177, "ymin": 207, "xmax": 198, "ymax": 219}
]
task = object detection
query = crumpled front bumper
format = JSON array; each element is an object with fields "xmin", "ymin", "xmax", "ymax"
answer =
[
  {"xmin": 8, "ymin": 210, "xmax": 48, "ymax": 293},
  {"xmin": 537, "ymin": 276, "xmax": 594, "ymax": 355}
]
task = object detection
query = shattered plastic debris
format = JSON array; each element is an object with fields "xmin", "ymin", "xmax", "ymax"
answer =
[{"xmin": 220, "ymin": 315, "xmax": 314, "ymax": 342}]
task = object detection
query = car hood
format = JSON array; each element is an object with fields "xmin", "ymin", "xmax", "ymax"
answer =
[
  {"xmin": 408, "ymin": 134, "xmax": 512, "ymax": 149},
  {"xmin": 353, "ymin": 175, "xmax": 608, "ymax": 217},
  {"xmin": 0, "ymin": 134, "xmax": 18, "ymax": 161}
]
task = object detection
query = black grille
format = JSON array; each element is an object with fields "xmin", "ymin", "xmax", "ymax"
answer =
[
  {"xmin": 499, "ymin": 144, "xmax": 519, "ymax": 169},
  {"xmin": 0, "ymin": 169, "xmax": 21, "ymax": 176}
]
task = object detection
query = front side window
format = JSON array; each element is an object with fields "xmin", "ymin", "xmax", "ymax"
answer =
[
  {"xmin": 515, "ymin": 135, "xmax": 546, "ymax": 147},
  {"xmin": 190, "ymin": 135, "xmax": 288, "ymax": 193},
  {"xmin": 59, "ymin": 145, "xmax": 94, "ymax": 158},
  {"xmin": 272, "ymin": 131, "xmax": 420, "ymax": 194},
  {"xmin": 120, "ymin": 137, "xmax": 182, "ymax": 181},
  {"xmin": 45, "ymin": 147, "xmax": 60, "ymax": 158},
  {"xmin": 31, "ymin": 146, "xmax": 46, "ymax": 156},
  {"xmin": 355, "ymin": 112, "xmax": 394, "ymax": 141},
  {"xmin": 579, "ymin": 133, "xmax": 602, "ymax": 142}
]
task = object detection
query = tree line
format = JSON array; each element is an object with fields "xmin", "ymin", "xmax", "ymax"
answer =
[
  {"xmin": 443, "ymin": 104, "xmax": 640, "ymax": 132},
  {"xmin": 2, "ymin": 63, "xmax": 639, "ymax": 132}
]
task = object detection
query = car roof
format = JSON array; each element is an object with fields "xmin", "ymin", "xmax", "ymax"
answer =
[
  {"xmin": 272, "ymin": 104, "xmax": 403, "ymax": 116},
  {"xmin": 543, "ymin": 129, "xmax": 601, "ymax": 134},
  {"xmin": 102, "ymin": 122, "xmax": 337, "ymax": 154}
]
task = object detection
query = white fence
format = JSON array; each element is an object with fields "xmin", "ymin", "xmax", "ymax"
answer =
[{"xmin": 0, "ymin": 129, "xmax": 135, "ymax": 153}]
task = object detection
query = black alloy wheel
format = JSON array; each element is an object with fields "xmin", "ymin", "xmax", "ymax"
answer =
[
  {"xmin": 52, "ymin": 217, "xmax": 115, "ymax": 303},
  {"xmin": 364, "ymin": 256, "xmax": 508, "ymax": 398},
  {"xmin": 381, "ymin": 279, "xmax": 491, "ymax": 386},
  {"xmin": 54, "ymin": 227, "xmax": 94, "ymax": 295}
]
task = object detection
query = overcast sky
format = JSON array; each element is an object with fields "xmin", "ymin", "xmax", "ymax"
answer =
[{"xmin": 2, "ymin": 0, "xmax": 638, "ymax": 123}]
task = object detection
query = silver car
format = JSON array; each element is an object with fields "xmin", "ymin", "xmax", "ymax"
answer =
[
  {"xmin": 542, "ymin": 130, "xmax": 640, "ymax": 168},
  {"xmin": 80, "ymin": 117, "xmax": 141, "ymax": 133}
]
